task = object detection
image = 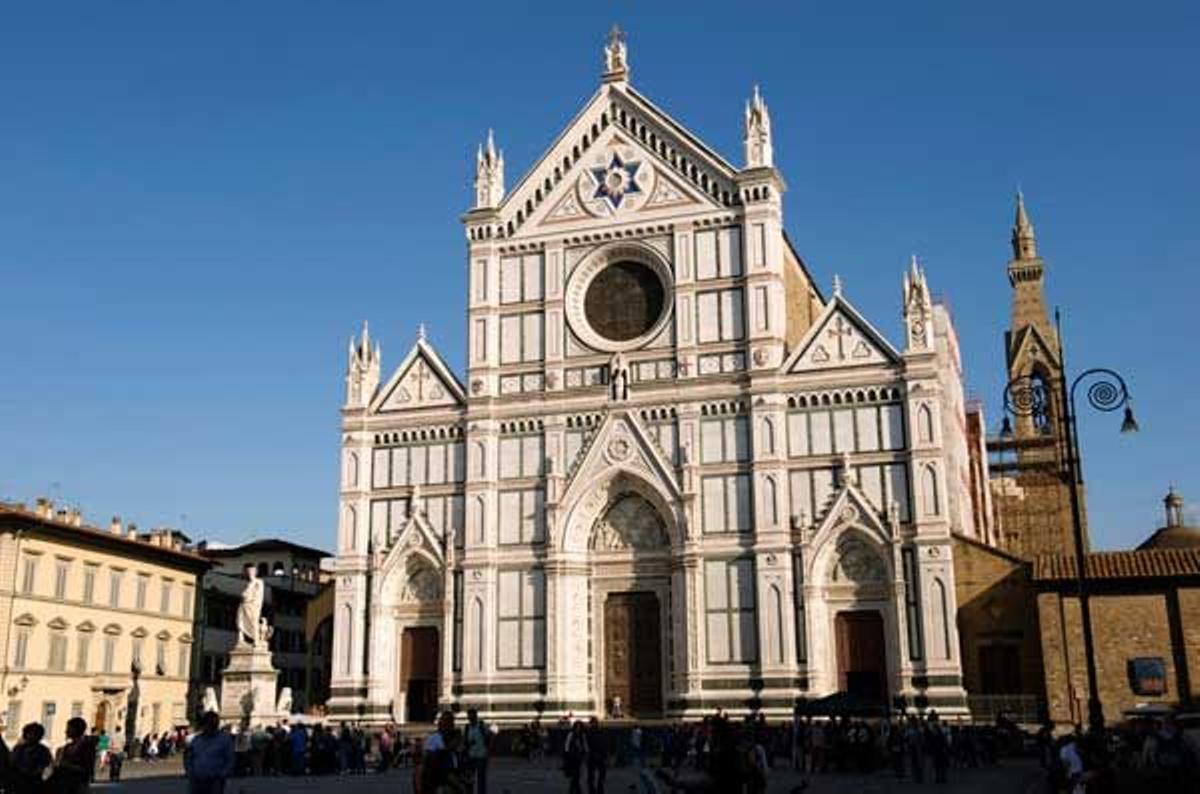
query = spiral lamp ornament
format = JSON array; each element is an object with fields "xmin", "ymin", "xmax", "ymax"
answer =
[{"xmin": 1073, "ymin": 368, "xmax": 1130, "ymax": 413}]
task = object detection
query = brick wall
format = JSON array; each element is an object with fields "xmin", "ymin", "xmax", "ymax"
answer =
[
  {"xmin": 1177, "ymin": 587, "xmax": 1200, "ymax": 702},
  {"xmin": 1038, "ymin": 590, "xmax": 1177, "ymax": 724},
  {"xmin": 953, "ymin": 536, "xmax": 1044, "ymax": 697}
]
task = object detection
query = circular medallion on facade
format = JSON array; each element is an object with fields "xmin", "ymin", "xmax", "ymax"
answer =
[
  {"xmin": 606, "ymin": 436, "xmax": 632, "ymax": 463},
  {"xmin": 839, "ymin": 505, "xmax": 860, "ymax": 525},
  {"xmin": 565, "ymin": 243, "xmax": 674, "ymax": 353}
]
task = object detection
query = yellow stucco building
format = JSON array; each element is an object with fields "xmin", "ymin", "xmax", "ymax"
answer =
[{"xmin": 0, "ymin": 500, "xmax": 209, "ymax": 748}]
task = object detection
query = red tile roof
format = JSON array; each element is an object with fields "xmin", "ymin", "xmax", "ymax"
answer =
[{"xmin": 1034, "ymin": 548, "xmax": 1200, "ymax": 581}]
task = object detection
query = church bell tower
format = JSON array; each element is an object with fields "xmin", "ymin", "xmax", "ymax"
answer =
[{"xmin": 990, "ymin": 192, "xmax": 1085, "ymax": 558}]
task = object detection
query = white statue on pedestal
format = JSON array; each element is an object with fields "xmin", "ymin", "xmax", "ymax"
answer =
[{"xmin": 238, "ymin": 565, "xmax": 265, "ymax": 647}]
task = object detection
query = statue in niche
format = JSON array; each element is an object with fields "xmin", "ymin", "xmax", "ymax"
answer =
[
  {"xmin": 609, "ymin": 352, "xmax": 629, "ymax": 401},
  {"xmin": 590, "ymin": 493, "xmax": 667, "ymax": 550}
]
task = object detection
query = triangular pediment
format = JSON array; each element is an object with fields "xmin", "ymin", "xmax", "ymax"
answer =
[
  {"xmin": 784, "ymin": 294, "xmax": 900, "ymax": 373},
  {"xmin": 499, "ymin": 83, "xmax": 740, "ymax": 238},
  {"xmin": 809, "ymin": 480, "xmax": 892, "ymax": 554},
  {"xmin": 372, "ymin": 338, "xmax": 466, "ymax": 413},
  {"xmin": 381, "ymin": 509, "xmax": 445, "ymax": 569},
  {"xmin": 1007, "ymin": 324, "xmax": 1060, "ymax": 374},
  {"xmin": 560, "ymin": 408, "xmax": 681, "ymax": 508}
]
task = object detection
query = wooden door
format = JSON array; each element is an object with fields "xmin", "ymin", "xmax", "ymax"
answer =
[
  {"xmin": 835, "ymin": 611, "xmax": 887, "ymax": 703},
  {"xmin": 94, "ymin": 701, "xmax": 108, "ymax": 733},
  {"xmin": 604, "ymin": 592, "xmax": 662, "ymax": 717},
  {"xmin": 401, "ymin": 626, "xmax": 439, "ymax": 723}
]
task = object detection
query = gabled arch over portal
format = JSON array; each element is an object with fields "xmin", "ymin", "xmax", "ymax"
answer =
[{"xmin": 562, "ymin": 469, "xmax": 681, "ymax": 553}]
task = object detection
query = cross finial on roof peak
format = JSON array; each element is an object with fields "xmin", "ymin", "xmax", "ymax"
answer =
[
  {"xmin": 603, "ymin": 24, "xmax": 629, "ymax": 81},
  {"xmin": 417, "ymin": 323, "xmax": 427, "ymax": 342},
  {"xmin": 832, "ymin": 274, "xmax": 843, "ymax": 297}
]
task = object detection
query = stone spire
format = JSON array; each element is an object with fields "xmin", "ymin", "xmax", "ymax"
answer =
[
  {"xmin": 1005, "ymin": 190, "xmax": 1054, "ymax": 346},
  {"xmin": 743, "ymin": 85, "xmax": 773, "ymax": 168},
  {"xmin": 474, "ymin": 129, "xmax": 505, "ymax": 209},
  {"xmin": 1011, "ymin": 190, "xmax": 1038, "ymax": 260},
  {"xmin": 602, "ymin": 24, "xmax": 629, "ymax": 83},
  {"xmin": 903, "ymin": 255, "xmax": 933, "ymax": 351},
  {"xmin": 345, "ymin": 320, "xmax": 381, "ymax": 408}
]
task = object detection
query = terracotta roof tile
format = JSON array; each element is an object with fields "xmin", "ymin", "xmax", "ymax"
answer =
[{"xmin": 1034, "ymin": 548, "xmax": 1200, "ymax": 581}]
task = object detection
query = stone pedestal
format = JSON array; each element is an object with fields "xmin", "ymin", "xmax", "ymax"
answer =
[{"xmin": 219, "ymin": 644, "xmax": 279, "ymax": 728}]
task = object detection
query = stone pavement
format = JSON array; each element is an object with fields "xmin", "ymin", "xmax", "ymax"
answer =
[{"xmin": 86, "ymin": 757, "xmax": 1045, "ymax": 793}]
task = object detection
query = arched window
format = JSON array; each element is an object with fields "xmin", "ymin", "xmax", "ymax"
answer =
[
  {"xmin": 473, "ymin": 441, "xmax": 486, "ymax": 478},
  {"xmin": 761, "ymin": 417, "xmax": 776, "ymax": 456},
  {"xmin": 473, "ymin": 496, "xmax": 487, "ymax": 545},
  {"xmin": 470, "ymin": 597, "xmax": 485, "ymax": 673},
  {"xmin": 768, "ymin": 584, "xmax": 784, "ymax": 665},
  {"xmin": 918, "ymin": 404, "xmax": 935, "ymax": 444},
  {"xmin": 337, "ymin": 604, "xmax": 353, "ymax": 675},
  {"xmin": 345, "ymin": 505, "xmax": 358, "ymax": 551},
  {"xmin": 922, "ymin": 465, "xmax": 940, "ymax": 516},
  {"xmin": 762, "ymin": 477, "xmax": 778, "ymax": 526},
  {"xmin": 932, "ymin": 577, "xmax": 951, "ymax": 660}
]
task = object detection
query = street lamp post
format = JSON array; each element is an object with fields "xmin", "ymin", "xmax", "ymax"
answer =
[{"xmin": 999, "ymin": 309, "xmax": 1138, "ymax": 732}]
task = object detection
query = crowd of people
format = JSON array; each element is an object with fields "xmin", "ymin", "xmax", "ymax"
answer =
[{"xmin": 0, "ymin": 705, "xmax": 1195, "ymax": 793}]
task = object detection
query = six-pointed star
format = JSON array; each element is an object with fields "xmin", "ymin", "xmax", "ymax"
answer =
[{"xmin": 591, "ymin": 153, "xmax": 641, "ymax": 208}]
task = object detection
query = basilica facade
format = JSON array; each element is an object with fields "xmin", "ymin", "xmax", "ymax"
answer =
[{"xmin": 329, "ymin": 33, "xmax": 979, "ymax": 724}]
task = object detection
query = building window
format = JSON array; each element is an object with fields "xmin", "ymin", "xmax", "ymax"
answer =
[
  {"xmin": 82, "ymin": 565, "xmax": 98, "ymax": 604},
  {"xmin": 13, "ymin": 628, "xmax": 30, "ymax": 668},
  {"xmin": 701, "ymin": 474, "xmax": 752, "ymax": 533},
  {"xmin": 498, "ymin": 312, "xmax": 544, "ymax": 364},
  {"xmin": 4, "ymin": 702, "xmax": 20, "ymax": 740},
  {"xmin": 1128, "ymin": 657, "xmax": 1167, "ymax": 696},
  {"xmin": 499, "ymin": 253, "xmax": 543, "ymax": 304},
  {"xmin": 131, "ymin": 637, "xmax": 144, "ymax": 668},
  {"xmin": 181, "ymin": 585, "xmax": 194, "ymax": 618},
  {"xmin": 20, "ymin": 554, "xmax": 39, "ymax": 595},
  {"xmin": 902, "ymin": 547, "xmax": 923, "ymax": 661},
  {"xmin": 109, "ymin": 570, "xmax": 124, "ymax": 609},
  {"xmin": 696, "ymin": 288, "xmax": 745, "ymax": 343},
  {"xmin": 177, "ymin": 643, "xmax": 190, "ymax": 678},
  {"xmin": 160, "ymin": 581, "xmax": 173, "ymax": 615},
  {"xmin": 498, "ymin": 435, "xmax": 543, "ymax": 480},
  {"xmin": 496, "ymin": 569, "xmax": 545, "ymax": 669},
  {"xmin": 70, "ymin": 701, "xmax": 84, "ymax": 719},
  {"xmin": 700, "ymin": 416, "xmax": 750, "ymax": 463},
  {"xmin": 497, "ymin": 489, "xmax": 545, "ymax": 545},
  {"xmin": 452, "ymin": 572, "xmax": 464, "ymax": 672},
  {"xmin": 47, "ymin": 632, "xmax": 68, "ymax": 671},
  {"xmin": 75, "ymin": 634, "xmax": 91, "ymax": 673},
  {"xmin": 54, "ymin": 559, "xmax": 70, "ymax": 600},
  {"xmin": 135, "ymin": 574, "xmax": 149, "ymax": 611},
  {"xmin": 156, "ymin": 640, "xmax": 167, "ymax": 674},
  {"xmin": 40, "ymin": 702, "xmax": 56, "ymax": 745},
  {"xmin": 103, "ymin": 636, "xmax": 117, "ymax": 673},
  {"xmin": 704, "ymin": 558, "xmax": 758, "ymax": 664}
]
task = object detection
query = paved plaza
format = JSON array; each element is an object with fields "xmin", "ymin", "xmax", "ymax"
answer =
[{"xmin": 89, "ymin": 757, "xmax": 1044, "ymax": 793}]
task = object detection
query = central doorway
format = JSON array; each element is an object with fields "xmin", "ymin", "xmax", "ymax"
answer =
[
  {"xmin": 400, "ymin": 626, "xmax": 439, "ymax": 723},
  {"xmin": 835, "ymin": 610, "xmax": 887, "ymax": 704},
  {"xmin": 604, "ymin": 592, "xmax": 662, "ymax": 717}
]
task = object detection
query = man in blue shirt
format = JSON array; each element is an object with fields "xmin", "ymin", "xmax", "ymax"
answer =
[{"xmin": 185, "ymin": 711, "xmax": 235, "ymax": 794}]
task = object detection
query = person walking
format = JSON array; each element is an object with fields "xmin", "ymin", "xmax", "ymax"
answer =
[
  {"xmin": 562, "ymin": 721, "xmax": 588, "ymax": 794},
  {"xmin": 585, "ymin": 717, "xmax": 608, "ymax": 794},
  {"xmin": 465, "ymin": 708, "xmax": 492, "ymax": 794},
  {"xmin": 184, "ymin": 711, "xmax": 235, "ymax": 794}
]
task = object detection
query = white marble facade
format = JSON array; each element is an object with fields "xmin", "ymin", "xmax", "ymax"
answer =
[{"xmin": 330, "ymin": 33, "xmax": 971, "ymax": 724}]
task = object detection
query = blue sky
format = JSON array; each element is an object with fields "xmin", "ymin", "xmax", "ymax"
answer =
[{"xmin": 1, "ymin": 3, "xmax": 1196, "ymax": 551}]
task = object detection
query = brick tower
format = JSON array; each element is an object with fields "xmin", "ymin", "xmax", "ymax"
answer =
[{"xmin": 989, "ymin": 193, "xmax": 1085, "ymax": 558}]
